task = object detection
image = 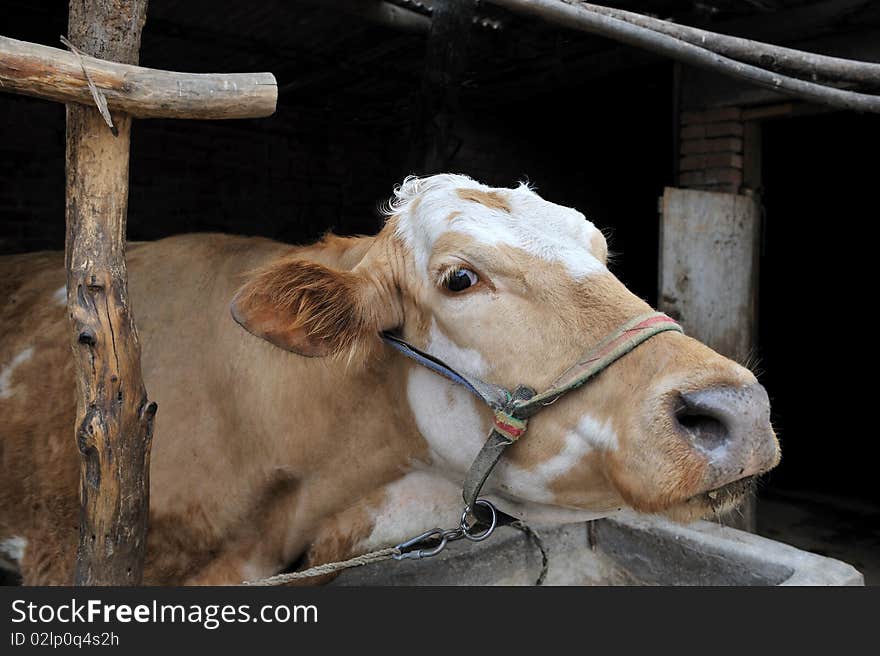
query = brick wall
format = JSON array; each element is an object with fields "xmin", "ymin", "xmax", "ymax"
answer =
[{"xmin": 678, "ymin": 107, "xmax": 745, "ymax": 194}]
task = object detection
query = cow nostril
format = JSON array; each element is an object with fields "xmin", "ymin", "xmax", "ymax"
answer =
[
  {"xmin": 666, "ymin": 383, "xmax": 777, "ymax": 489},
  {"xmin": 675, "ymin": 405, "xmax": 729, "ymax": 451}
]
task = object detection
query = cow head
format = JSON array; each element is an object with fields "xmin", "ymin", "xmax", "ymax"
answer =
[{"xmin": 231, "ymin": 174, "xmax": 780, "ymax": 522}]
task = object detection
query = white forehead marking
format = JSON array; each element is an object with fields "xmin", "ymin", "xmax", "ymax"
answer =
[
  {"xmin": 53, "ymin": 285, "xmax": 66, "ymax": 306},
  {"xmin": 0, "ymin": 347, "xmax": 34, "ymax": 399},
  {"xmin": 387, "ymin": 174, "xmax": 606, "ymax": 279}
]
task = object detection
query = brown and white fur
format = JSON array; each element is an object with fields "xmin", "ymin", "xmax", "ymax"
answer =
[{"xmin": 0, "ymin": 174, "xmax": 779, "ymax": 585}]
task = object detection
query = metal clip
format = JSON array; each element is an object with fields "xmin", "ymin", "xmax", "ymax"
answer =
[
  {"xmin": 392, "ymin": 500, "xmax": 498, "ymax": 561},
  {"xmin": 392, "ymin": 529, "xmax": 449, "ymax": 560}
]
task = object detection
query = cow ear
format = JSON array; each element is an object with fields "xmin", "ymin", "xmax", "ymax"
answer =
[{"xmin": 230, "ymin": 256, "xmax": 392, "ymax": 359}]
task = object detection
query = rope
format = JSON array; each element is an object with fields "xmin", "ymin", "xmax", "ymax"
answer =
[
  {"xmin": 243, "ymin": 522, "xmax": 549, "ymax": 586},
  {"xmin": 243, "ymin": 547, "xmax": 401, "ymax": 586},
  {"xmin": 510, "ymin": 522, "xmax": 549, "ymax": 586}
]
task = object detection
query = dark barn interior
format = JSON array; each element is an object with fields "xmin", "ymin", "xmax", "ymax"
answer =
[
  {"xmin": 755, "ymin": 110, "xmax": 880, "ymax": 576},
  {"xmin": 2, "ymin": 0, "xmax": 879, "ymax": 583}
]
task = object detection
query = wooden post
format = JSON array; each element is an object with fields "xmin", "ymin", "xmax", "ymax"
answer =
[
  {"xmin": 411, "ymin": 0, "xmax": 477, "ymax": 173},
  {"xmin": 659, "ymin": 187, "xmax": 761, "ymax": 531},
  {"xmin": 66, "ymin": 0, "xmax": 155, "ymax": 585}
]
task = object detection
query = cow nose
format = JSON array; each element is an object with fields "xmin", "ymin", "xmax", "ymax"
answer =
[{"xmin": 674, "ymin": 383, "xmax": 779, "ymax": 487}]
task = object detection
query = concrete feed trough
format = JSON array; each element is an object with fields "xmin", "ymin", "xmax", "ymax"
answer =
[{"xmin": 332, "ymin": 512, "xmax": 864, "ymax": 586}]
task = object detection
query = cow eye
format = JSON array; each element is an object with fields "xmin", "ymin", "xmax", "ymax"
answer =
[{"xmin": 445, "ymin": 268, "xmax": 479, "ymax": 292}]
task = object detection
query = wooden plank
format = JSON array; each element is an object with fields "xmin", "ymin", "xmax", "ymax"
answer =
[
  {"xmin": 66, "ymin": 0, "xmax": 156, "ymax": 586},
  {"xmin": 0, "ymin": 35, "xmax": 277, "ymax": 120},
  {"xmin": 659, "ymin": 188, "xmax": 760, "ymax": 361},
  {"xmin": 659, "ymin": 187, "xmax": 761, "ymax": 531}
]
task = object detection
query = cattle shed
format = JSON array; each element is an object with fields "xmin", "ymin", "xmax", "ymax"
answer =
[{"xmin": 1, "ymin": 0, "xmax": 879, "ymax": 585}]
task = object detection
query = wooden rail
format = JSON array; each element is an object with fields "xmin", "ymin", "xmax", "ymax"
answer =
[{"xmin": 0, "ymin": 35, "xmax": 277, "ymax": 120}]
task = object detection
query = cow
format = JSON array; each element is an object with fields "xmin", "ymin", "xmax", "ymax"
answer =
[{"xmin": 0, "ymin": 174, "xmax": 779, "ymax": 585}]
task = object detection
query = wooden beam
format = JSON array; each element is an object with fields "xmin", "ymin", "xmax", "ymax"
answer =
[
  {"xmin": 472, "ymin": 0, "xmax": 877, "ymax": 103},
  {"xmin": 680, "ymin": 28, "xmax": 880, "ymax": 110},
  {"xmin": 0, "ymin": 35, "xmax": 277, "ymax": 119},
  {"xmin": 577, "ymin": 2, "xmax": 880, "ymax": 86},
  {"xmin": 66, "ymin": 0, "xmax": 155, "ymax": 586},
  {"xmin": 412, "ymin": 0, "xmax": 478, "ymax": 173},
  {"xmin": 487, "ymin": 0, "xmax": 880, "ymax": 112}
]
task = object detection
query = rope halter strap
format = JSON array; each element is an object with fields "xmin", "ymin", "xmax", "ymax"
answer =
[
  {"xmin": 492, "ymin": 408, "xmax": 528, "ymax": 442},
  {"xmin": 513, "ymin": 312, "xmax": 684, "ymax": 413},
  {"xmin": 381, "ymin": 311, "xmax": 683, "ymax": 546}
]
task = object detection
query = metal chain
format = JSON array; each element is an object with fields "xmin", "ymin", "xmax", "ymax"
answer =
[{"xmin": 393, "ymin": 498, "xmax": 498, "ymax": 560}]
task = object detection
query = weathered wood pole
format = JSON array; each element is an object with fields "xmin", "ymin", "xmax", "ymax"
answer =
[
  {"xmin": 411, "ymin": 0, "xmax": 477, "ymax": 173},
  {"xmin": 65, "ymin": 0, "xmax": 155, "ymax": 585},
  {"xmin": 0, "ymin": 36, "xmax": 277, "ymax": 120},
  {"xmin": 487, "ymin": 0, "xmax": 880, "ymax": 113}
]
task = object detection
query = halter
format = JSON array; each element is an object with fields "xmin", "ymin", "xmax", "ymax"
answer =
[{"xmin": 382, "ymin": 311, "xmax": 683, "ymax": 559}]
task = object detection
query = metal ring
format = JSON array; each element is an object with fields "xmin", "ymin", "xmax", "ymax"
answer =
[{"xmin": 460, "ymin": 499, "xmax": 497, "ymax": 542}]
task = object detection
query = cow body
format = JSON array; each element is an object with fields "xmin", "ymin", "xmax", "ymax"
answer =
[
  {"xmin": 0, "ymin": 235, "xmax": 418, "ymax": 583},
  {"xmin": 0, "ymin": 175, "xmax": 779, "ymax": 585}
]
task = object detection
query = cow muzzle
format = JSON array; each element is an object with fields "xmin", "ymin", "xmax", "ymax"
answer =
[{"xmin": 674, "ymin": 382, "xmax": 779, "ymax": 494}]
